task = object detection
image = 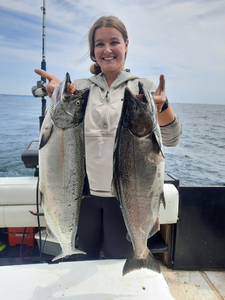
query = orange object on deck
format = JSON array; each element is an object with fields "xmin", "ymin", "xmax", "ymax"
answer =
[{"xmin": 7, "ymin": 227, "xmax": 37, "ymax": 247}]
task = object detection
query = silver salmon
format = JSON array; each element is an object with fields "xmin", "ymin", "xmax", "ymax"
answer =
[
  {"xmin": 39, "ymin": 73, "xmax": 90, "ymax": 261},
  {"xmin": 112, "ymin": 82, "xmax": 165, "ymax": 276}
]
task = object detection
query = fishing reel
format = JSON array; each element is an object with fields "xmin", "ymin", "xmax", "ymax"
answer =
[{"xmin": 32, "ymin": 80, "xmax": 48, "ymax": 98}]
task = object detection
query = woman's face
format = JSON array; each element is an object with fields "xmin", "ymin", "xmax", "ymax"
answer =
[{"xmin": 94, "ymin": 27, "xmax": 129, "ymax": 75}]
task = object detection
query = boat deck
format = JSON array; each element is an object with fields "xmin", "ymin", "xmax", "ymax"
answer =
[
  {"xmin": 0, "ymin": 255, "xmax": 224, "ymax": 299},
  {"xmin": 161, "ymin": 263, "xmax": 225, "ymax": 300}
]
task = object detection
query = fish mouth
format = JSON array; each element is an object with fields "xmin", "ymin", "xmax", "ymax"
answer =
[
  {"xmin": 137, "ymin": 82, "xmax": 149, "ymax": 105},
  {"xmin": 63, "ymin": 72, "xmax": 71, "ymax": 96},
  {"xmin": 56, "ymin": 72, "xmax": 72, "ymax": 104},
  {"xmin": 120, "ymin": 85, "xmax": 157, "ymax": 137},
  {"xmin": 139, "ymin": 82, "xmax": 157, "ymax": 113},
  {"xmin": 120, "ymin": 87, "xmax": 146, "ymax": 126},
  {"xmin": 123, "ymin": 83, "xmax": 150, "ymax": 108},
  {"xmin": 123, "ymin": 87, "xmax": 149, "ymax": 114}
]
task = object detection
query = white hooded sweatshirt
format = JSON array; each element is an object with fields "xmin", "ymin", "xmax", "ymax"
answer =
[{"xmin": 74, "ymin": 71, "xmax": 182, "ymax": 197}]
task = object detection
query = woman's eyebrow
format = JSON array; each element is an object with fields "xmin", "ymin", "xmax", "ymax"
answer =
[
  {"xmin": 95, "ymin": 37, "xmax": 119, "ymax": 43},
  {"xmin": 95, "ymin": 39, "xmax": 103, "ymax": 43}
]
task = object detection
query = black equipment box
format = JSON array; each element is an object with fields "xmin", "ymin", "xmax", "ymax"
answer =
[{"xmin": 21, "ymin": 140, "xmax": 39, "ymax": 169}]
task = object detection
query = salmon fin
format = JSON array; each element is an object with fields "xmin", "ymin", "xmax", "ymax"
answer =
[
  {"xmin": 40, "ymin": 191, "xmax": 44, "ymax": 206},
  {"xmin": 123, "ymin": 248, "xmax": 161, "ymax": 276},
  {"xmin": 82, "ymin": 174, "xmax": 90, "ymax": 198},
  {"xmin": 160, "ymin": 192, "xmax": 166, "ymax": 209},
  {"xmin": 153, "ymin": 128, "xmax": 164, "ymax": 158},
  {"xmin": 39, "ymin": 122, "xmax": 53, "ymax": 150},
  {"xmin": 126, "ymin": 233, "xmax": 132, "ymax": 242},
  {"xmin": 52, "ymin": 248, "xmax": 86, "ymax": 262},
  {"xmin": 148, "ymin": 218, "xmax": 160, "ymax": 239},
  {"xmin": 45, "ymin": 224, "xmax": 58, "ymax": 242},
  {"xmin": 111, "ymin": 179, "xmax": 119, "ymax": 202}
]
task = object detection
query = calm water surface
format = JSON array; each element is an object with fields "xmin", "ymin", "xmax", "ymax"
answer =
[{"xmin": 0, "ymin": 95, "xmax": 224, "ymax": 186}]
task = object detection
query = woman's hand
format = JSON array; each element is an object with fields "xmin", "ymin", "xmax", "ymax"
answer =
[
  {"xmin": 67, "ymin": 81, "xmax": 77, "ymax": 95},
  {"xmin": 153, "ymin": 74, "xmax": 167, "ymax": 113},
  {"xmin": 155, "ymin": 74, "xmax": 175, "ymax": 126},
  {"xmin": 136, "ymin": 74, "xmax": 175, "ymax": 126},
  {"xmin": 34, "ymin": 69, "xmax": 77, "ymax": 98},
  {"xmin": 135, "ymin": 74, "xmax": 167, "ymax": 112},
  {"xmin": 34, "ymin": 69, "xmax": 61, "ymax": 98}
]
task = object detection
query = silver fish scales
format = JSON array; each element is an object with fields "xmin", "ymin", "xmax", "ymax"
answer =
[
  {"xmin": 39, "ymin": 73, "xmax": 90, "ymax": 261},
  {"xmin": 112, "ymin": 82, "xmax": 165, "ymax": 276}
]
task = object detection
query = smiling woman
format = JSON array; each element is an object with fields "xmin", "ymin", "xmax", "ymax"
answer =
[
  {"xmin": 88, "ymin": 16, "xmax": 129, "ymax": 85},
  {"xmin": 34, "ymin": 15, "xmax": 182, "ymax": 267},
  {"xmin": 93, "ymin": 27, "xmax": 129, "ymax": 86}
]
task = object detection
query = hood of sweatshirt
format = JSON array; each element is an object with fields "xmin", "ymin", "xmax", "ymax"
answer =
[{"xmin": 87, "ymin": 71, "xmax": 140, "ymax": 91}]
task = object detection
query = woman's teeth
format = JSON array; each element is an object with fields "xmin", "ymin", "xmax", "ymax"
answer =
[{"xmin": 103, "ymin": 57, "xmax": 114, "ymax": 60}]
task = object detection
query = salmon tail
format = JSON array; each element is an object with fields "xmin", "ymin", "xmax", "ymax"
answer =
[
  {"xmin": 52, "ymin": 248, "xmax": 86, "ymax": 262},
  {"xmin": 122, "ymin": 248, "xmax": 161, "ymax": 276}
]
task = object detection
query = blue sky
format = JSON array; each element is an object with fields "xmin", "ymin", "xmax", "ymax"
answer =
[{"xmin": 0, "ymin": 0, "xmax": 225, "ymax": 104}]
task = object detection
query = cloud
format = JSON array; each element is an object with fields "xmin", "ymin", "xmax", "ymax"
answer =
[{"xmin": 0, "ymin": 0, "xmax": 225, "ymax": 103}]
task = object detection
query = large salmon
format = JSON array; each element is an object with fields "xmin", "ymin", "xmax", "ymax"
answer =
[
  {"xmin": 39, "ymin": 73, "xmax": 90, "ymax": 261},
  {"xmin": 112, "ymin": 82, "xmax": 165, "ymax": 276}
]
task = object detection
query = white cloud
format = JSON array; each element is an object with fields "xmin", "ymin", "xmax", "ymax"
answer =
[{"xmin": 0, "ymin": 0, "xmax": 225, "ymax": 103}]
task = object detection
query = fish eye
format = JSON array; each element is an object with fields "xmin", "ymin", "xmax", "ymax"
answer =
[
  {"xmin": 131, "ymin": 105, "xmax": 136, "ymax": 109},
  {"xmin": 76, "ymin": 100, "xmax": 81, "ymax": 105}
]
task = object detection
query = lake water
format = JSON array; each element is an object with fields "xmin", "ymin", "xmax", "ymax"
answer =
[{"xmin": 0, "ymin": 94, "xmax": 224, "ymax": 186}]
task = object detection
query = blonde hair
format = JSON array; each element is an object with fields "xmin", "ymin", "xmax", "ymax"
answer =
[{"xmin": 88, "ymin": 16, "xmax": 128, "ymax": 75}]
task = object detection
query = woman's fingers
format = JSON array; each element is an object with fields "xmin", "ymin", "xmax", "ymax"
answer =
[
  {"xmin": 34, "ymin": 69, "xmax": 59, "ymax": 82},
  {"xmin": 67, "ymin": 82, "xmax": 77, "ymax": 95},
  {"xmin": 34, "ymin": 69, "xmax": 61, "ymax": 98}
]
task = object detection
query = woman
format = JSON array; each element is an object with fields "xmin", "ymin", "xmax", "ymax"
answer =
[{"xmin": 35, "ymin": 16, "xmax": 182, "ymax": 260}]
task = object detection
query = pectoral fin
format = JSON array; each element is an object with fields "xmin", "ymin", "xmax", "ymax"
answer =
[
  {"xmin": 111, "ymin": 178, "xmax": 120, "ymax": 204},
  {"xmin": 39, "ymin": 118, "xmax": 54, "ymax": 150},
  {"xmin": 82, "ymin": 174, "xmax": 91, "ymax": 198},
  {"xmin": 153, "ymin": 128, "xmax": 164, "ymax": 158},
  {"xmin": 40, "ymin": 191, "xmax": 44, "ymax": 206},
  {"xmin": 148, "ymin": 218, "xmax": 160, "ymax": 239},
  {"xmin": 160, "ymin": 192, "xmax": 166, "ymax": 209},
  {"xmin": 126, "ymin": 232, "xmax": 132, "ymax": 242},
  {"xmin": 46, "ymin": 224, "xmax": 58, "ymax": 242}
]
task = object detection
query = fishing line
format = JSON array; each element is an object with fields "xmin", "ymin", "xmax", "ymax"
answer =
[
  {"xmin": 20, "ymin": 227, "xmax": 27, "ymax": 263},
  {"xmin": 36, "ymin": 176, "xmax": 42, "ymax": 263}
]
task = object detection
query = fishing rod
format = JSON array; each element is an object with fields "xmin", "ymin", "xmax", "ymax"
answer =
[
  {"xmin": 32, "ymin": 0, "xmax": 47, "ymax": 130},
  {"xmin": 30, "ymin": 0, "xmax": 48, "ymax": 263}
]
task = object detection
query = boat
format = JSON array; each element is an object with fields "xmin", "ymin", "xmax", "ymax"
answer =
[
  {"xmin": 0, "ymin": 2, "xmax": 224, "ymax": 299},
  {"xmin": 1, "ymin": 161, "xmax": 225, "ymax": 299}
]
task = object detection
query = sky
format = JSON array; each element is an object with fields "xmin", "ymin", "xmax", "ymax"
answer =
[{"xmin": 0, "ymin": 0, "xmax": 225, "ymax": 104}]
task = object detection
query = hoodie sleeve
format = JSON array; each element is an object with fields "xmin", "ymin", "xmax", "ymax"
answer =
[
  {"xmin": 160, "ymin": 115, "xmax": 182, "ymax": 147},
  {"xmin": 141, "ymin": 77, "xmax": 182, "ymax": 147}
]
